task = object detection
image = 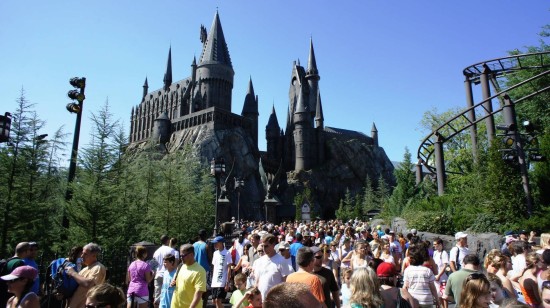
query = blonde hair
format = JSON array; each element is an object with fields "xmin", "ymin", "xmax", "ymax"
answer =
[
  {"xmin": 485, "ymin": 249, "xmax": 506, "ymax": 270},
  {"xmin": 525, "ymin": 251, "xmax": 539, "ymax": 269},
  {"xmin": 460, "ymin": 273, "xmax": 491, "ymax": 308},
  {"xmin": 86, "ymin": 283, "xmax": 125, "ymax": 308},
  {"xmin": 349, "ymin": 267, "xmax": 384, "ymax": 308}
]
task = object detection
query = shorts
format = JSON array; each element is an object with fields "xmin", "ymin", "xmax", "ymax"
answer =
[
  {"xmin": 211, "ymin": 287, "xmax": 227, "ymax": 299},
  {"xmin": 127, "ymin": 294, "xmax": 148, "ymax": 304}
]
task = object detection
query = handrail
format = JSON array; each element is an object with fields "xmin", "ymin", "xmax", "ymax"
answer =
[{"xmin": 463, "ymin": 51, "xmax": 550, "ymax": 83}]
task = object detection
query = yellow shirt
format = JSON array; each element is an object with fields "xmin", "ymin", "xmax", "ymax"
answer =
[
  {"xmin": 68, "ymin": 262, "xmax": 107, "ymax": 308},
  {"xmin": 171, "ymin": 262, "xmax": 206, "ymax": 308}
]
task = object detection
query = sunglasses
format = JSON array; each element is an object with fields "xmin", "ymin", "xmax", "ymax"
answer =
[
  {"xmin": 258, "ymin": 250, "xmax": 264, "ymax": 253},
  {"xmin": 314, "ymin": 255, "xmax": 323, "ymax": 259},
  {"xmin": 542, "ymin": 280, "xmax": 550, "ymax": 289}
]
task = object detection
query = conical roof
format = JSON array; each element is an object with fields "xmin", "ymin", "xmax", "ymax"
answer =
[{"xmin": 199, "ymin": 11, "xmax": 232, "ymax": 66}]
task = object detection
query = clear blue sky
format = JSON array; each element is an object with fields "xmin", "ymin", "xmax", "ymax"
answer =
[{"xmin": 1, "ymin": 1, "xmax": 548, "ymax": 163}]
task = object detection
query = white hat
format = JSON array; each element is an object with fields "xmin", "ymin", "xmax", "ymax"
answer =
[{"xmin": 455, "ymin": 232, "xmax": 468, "ymax": 240}]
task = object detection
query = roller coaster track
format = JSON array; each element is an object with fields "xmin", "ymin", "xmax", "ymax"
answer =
[{"xmin": 417, "ymin": 51, "xmax": 550, "ymax": 175}]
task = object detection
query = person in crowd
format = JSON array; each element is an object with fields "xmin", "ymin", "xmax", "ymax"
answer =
[
  {"xmin": 234, "ymin": 243, "xmax": 253, "ymax": 288},
  {"xmin": 387, "ymin": 231, "xmax": 403, "ymax": 266},
  {"xmin": 443, "ymin": 254, "xmax": 481, "ymax": 307},
  {"xmin": 433, "ymin": 238, "xmax": 449, "ymax": 308},
  {"xmin": 286, "ymin": 247, "xmax": 325, "ymax": 305},
  {"xmin": 233, "ymin": 287, "xmax": 262, "ymax": 308},
  {"xmin": 0, "ymin": 242, "xmax": 30, "ymax": 307},
  {"xmin": 86, "ymin": 283, "xmax": 126, "ymax": 308},
  {"xmin": 171, "ymin": 244, "xmax": 206, "ymax": 308},
  {"xmin": 376, "ymin": 240, "xmax": 394, "ymax": 265},
  {"xmin": 459, "ymin": 273, "xmax": 492, "ymax": 308},
  {"xmin": 263, "ymin": 282, "xmax": 323, "ymax": 308},
  {"xmin": 347, "ymin": 267, "xmax": 385, "ymax": 308},
  {"xmin": 159, "ymin": 254, "xmax": 177, "ymax": 308},
  {"xmin": 233, "ymin": 232, "xmax": 249, "ymax": 266},
  {"xmin": 126, "ymin": 245, "xmax": 154, "ymax": 308},
  {"xmin": 312, "ymin": 246, "xmax": 340, "ymax": 308},
  {"xmin": 519, "ymin": 252, "xmax": 542, "ymax": 307},
  {"xmin": 23, "ymin": 242, "xmax": 40, "ymax": 295},
  {"xmin": 344, "ymin": 240, "xmax": 371, "ymax": 272},
  {"xmin": 289, "ymin": 233, "xmax": 305, "ymax": 272},
  {"xmin": 153, "ymin": 235, "xmax": 178, "ymax": 306},
  {"xmin": 49, "ymin": 246, "xmax": 83, "ymax": 302},
  {"xmin": 541, "ymin": 280, "xmax": 550, "ymax": 308},
  {"xmin": 248, "ymin": 234, "xmax": 262, "ymax": 267},
  {"xmin": 229, "ymin": 273, "xmax": 249, "ymax": 308},
  {"xmin": 192, "ymin": 230, "xmax": 211, "ymax": 308},
  {"xmin": 339, "ymin": 238, "xmax": 352, "ymax": 274},
  {"xmin": 169, "ymin": 238, "xmax": 178, "ymax": 251},
  {"xmin": 403, "ymin": 244, "xmax": 438, "ymax": 307},
  {"xmin": 485, "ymin": 249, "xmax": 517, "ymax": 299},
  {"xmin": 449, "ymin": 232, "xmax": 469, "ymax": 273},
  {"xmin": 66, "ymin": 243, "xmax": 107, "ymax": 308},
  {"xmin": 509, "ymin": 240, "xmax": 530, "ymax": 284},
  {"xmin": 373, "ymin": 258, "xmax": 418, "ymax": 308},
  {"xmin": 341, "ymin": 268, "xmax": 353, "ymax": 307},
  {"xmin": 538, "ymin": 249, "xmax": 550, "ymax": 291},
  {"xmin": 328, "ymin": 241, "xmax": 341, "ymax": 285},
  {"xmin": 1, "ymin": 265, "xmax": 39, "ymax": 308},
  {"xmin": 210, "ymin": 236, "xmax": 233, "ymax": 308},
  {"xmin": 487, "ymin": 272, "xmax": 506, "ymax": 307},
  {"xmin": 253, "ymin": 234, "xmax": 293, "ymax": 301}
]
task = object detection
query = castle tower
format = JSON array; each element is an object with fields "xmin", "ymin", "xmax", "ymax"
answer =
[
  {"xmin": 152, "ymin": 112, "xmax": 172, "ymax": 144},
  {"xmin": 163, "ymin": 47, "xmax": 172, "ymax": 90},
  {"xmin": 315, "ymin": 92, "xmax": 325, "ymax": 165},
  {"xmin": 293, "ymin": 88, "xmax": 312, "ymax": 171},
  {"xmin": 371, "ymin": 122, "xmax": 378, "ymax": 147},
  {"xmin": 241, "ymin": 77, "xmax": 259, "ymax": 147},
  {"xmin": 142, "ymin": 77, "xmax": 148, "ymax": 101},
  {"xmin": 196, "ymin": 11, "xmax": 234, "ymax": 111},
  {"xmin": 305, "ymin": 38, "xmax": 320, "ymax": 119},
  {"xmin": 266, "ymin": 105, "xmax": 281, "ymax": 161}
]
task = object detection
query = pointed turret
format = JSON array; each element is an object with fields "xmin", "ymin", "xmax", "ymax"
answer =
[
  {"xmin": 196, "ymin": 11, "xmax": 234, "ymax": 111},
  {"xmin": 315, "ymin": 92, "xmax": 324, "ymax": 129},
  {"xmin": 241, "ymin": 78, "xmax": 258, "ymax": 115},
  {"xmin": 266, "ymin": 105, "xmax": 280, "ymax": 133},
  {"xmin": 163, "ymin": 47, "xmax": 172, "ymax": 90},
  {"xmin": 306, "ymin": 38, "xmax": 319, "ymax": 76},
  {"xmin": 142, "ymin": 77, "xmax": 149, "ymax": 100},
  {"xmin": 266, "ymin": 105, "xmax": 281, "ymax": 161},
  {"xmin": 293, "ymin": 88, "xmax": 312, "ymax": 171},
  {"xmin": 199, "ymin": 11, "xmax": 232, "ymax": 66},
  {"xmin": 371, "ymin": 122, "xmax": 379, "ymax": 147}
]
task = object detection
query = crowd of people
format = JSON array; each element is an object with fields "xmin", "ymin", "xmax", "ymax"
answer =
[{"xmin": 0, "ymin": 220, "xmax": 549, "ymax": 308}]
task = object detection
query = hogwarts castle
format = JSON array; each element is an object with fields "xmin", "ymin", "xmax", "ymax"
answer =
[{"xmin": 128, "ymin": 11, "xmax": 394, "ymax": 220}]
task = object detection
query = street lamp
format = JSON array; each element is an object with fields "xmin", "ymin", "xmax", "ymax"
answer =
[
  {"xmin": 64, "ymin": 77, "xmax": 86, "ymax": 230},
  {"xmin": 0, "ymin": 112, "xmax": 12, "ymax": 143},
  {"xmin": 234, "ymin": 177, "xmax": 245, "ymax": 224},
  {"xmin": 210, "ymin": 157, "xmax": 226, "ymax": 236}
]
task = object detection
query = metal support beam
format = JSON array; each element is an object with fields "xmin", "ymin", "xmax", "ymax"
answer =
[
  {"xmin": 480, "ymin": 64, "xmax": 495, "ymax": 144},
  {"xmin": 434, "ymin": 132, "xmax": 446, "ymax": 196},
  {"xmin": 415, "ymin": 159, "xmax": 423, "ymax": 185},
  {"xmin": 464, "ymin": 73, "xmax": 478, "ymax": 164}
]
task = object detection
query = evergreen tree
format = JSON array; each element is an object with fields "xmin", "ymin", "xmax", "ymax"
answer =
[{"xmin": 387, "ymin": 148, "xmax": 416, "ymax": 217}]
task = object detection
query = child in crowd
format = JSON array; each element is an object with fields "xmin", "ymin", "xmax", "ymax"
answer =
[
  {"xmin": 229, "ymin": 273, "xmax": 249, "ymax": 308},
  {"xmin": 341, "ymin": 268, "xmax": 353, "ymax": 307},
  {"xmin": 235, "ymin": 287, "xmax": 262, "ymax": 308},
  {"xmin": 211, "ymin": 236, "xmax": 233, "ymax": 308}
]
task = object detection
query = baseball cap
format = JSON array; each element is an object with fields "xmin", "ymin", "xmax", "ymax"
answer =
[
  {"xmin": 278, "ymin": 242, "xmax": 290, "ymax": 250},
  {"xmin": 455, "ymin": 232, "xmax": 468, "ymax": 240},
  {"xmin": 211, "ymin": 236, "xmax": 225, "ymax": 244},
  {"xmin": 411, "ymin": 229, "xmax": 417, "ymax": 235},
  {"xmin": 376, "ymin": 261, "xmax": 396, "ymax": 277},
  {"xmin": 1, "ymin": 265, "xmax": 38, "ymax": 281}
]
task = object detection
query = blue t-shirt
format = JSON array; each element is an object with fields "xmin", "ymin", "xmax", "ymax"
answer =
[
  {"xmin": 159, "ymin": 269, "xmax": 176, "ymax": 308},
  {"xmin": 289, "ymin": 242, "xmax": 304, "ymax": 271},
  {"xmin": 193, "ymin": 241, "xmax": 210, "ymax": 272},
  {"xmin": 23, "ymin": 258, "xmax": 39, "ymax": 294}
]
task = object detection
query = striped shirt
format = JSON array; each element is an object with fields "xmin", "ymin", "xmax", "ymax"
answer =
[{"xmin": 404, "ymin": 265, "xmax": 435, "ymax": 305}]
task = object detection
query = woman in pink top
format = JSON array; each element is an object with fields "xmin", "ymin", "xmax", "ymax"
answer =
[{"xmin": 127, "ymin": 245, "xmax": 154, "ymax": 308}]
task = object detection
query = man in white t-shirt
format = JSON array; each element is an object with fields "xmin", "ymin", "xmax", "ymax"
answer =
[
  {"xmin": 152, "ymin": 235, "xmax": 178, "ymax": 306},
  {"xmin": 449, "ymin": 231, "xmax": 469, "ymax": 273},
  {"xmin": 211, "ymin": 236, "xmax": 233, "ymax": 308},
  {"xmin": 253, "ymin": 234, "xmax": 293, "ymax": 300}
]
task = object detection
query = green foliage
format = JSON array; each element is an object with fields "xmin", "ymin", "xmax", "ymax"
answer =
[{"xmin": 403, "ymin": 210, "xmax": 454, "ymax": 235}]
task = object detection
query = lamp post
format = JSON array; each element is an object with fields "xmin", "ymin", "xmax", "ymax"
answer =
[
  {"xmin": 64, "ymin": 77, "xmax": 86, "ymax": 230},
  {"xmin": 234, "ymin": 177, "xmax": 245, "ymax": 224},
  {"xmin": 0, "ymin": 112, "xmax": 12, "ymax": 256},
  {"xmin": 0, "ymin": 112, "xmax": 12, "ymax": 143},
  {"xmin": 210, "ymin": 157, "xmax": 225, "ymax": 236}
]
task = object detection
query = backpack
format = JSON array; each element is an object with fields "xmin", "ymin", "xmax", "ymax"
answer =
[{"xmin": 50, "ymin": 258, "xmax": 78, "ymax": 299}]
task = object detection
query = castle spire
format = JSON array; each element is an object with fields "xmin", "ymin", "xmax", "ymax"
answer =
[
  {"xmin": 163, "ymin": 46, "xmax": 172, "ymax": 89},
  {"xmin": 315, "ymin": 92, "xmax": 324, "ymax": 129},
  {"xmin": 266, "ymin": 104, "xmax": 280, "ymax": 132},
  {"xmin": 306, "ymin": 37, "xmax": 318, "ymax": 76},
  {"xmin": 199, "ymin": 11, "xmax": 232, "ymax": 66},
  {"xmin": 142, "ymin": 77, "xmax": 148, "ymax": 100},
  {"xmin": 241, "ymin": 77, "xmax": 258, "ymax": 115},
  {"xmin": 371, "ymin": 122, "xmax": 379, "ymax": 147}
]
